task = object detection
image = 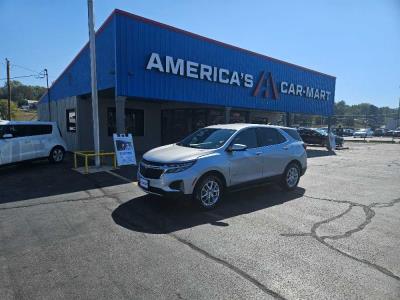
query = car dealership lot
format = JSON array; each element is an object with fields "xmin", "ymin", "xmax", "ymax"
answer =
[{"xmin": 1, "ymin": 144, "xmax": 399, "ymax": 299}]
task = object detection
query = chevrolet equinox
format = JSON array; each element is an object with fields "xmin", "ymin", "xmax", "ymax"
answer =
[{"xmin": 138, "ymin": 123, "xmax": 307, "ymax": 209}]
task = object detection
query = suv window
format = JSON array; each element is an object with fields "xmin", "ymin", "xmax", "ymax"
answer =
[
  {"xmin": 232, "ymin": 128, "xmax": 258, "ymax": 149},
  {"xmin": 282, "ymin": 128, "xmax": 302, "ymax": 141},
  {"xmin": 257, "ymin": 127, "xmax": 286, "ymax": 146}
]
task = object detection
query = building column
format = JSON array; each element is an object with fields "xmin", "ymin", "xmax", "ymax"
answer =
[
  {"xmin": 225, "ymin": 107, "xmax": 231, "ymax": 124},
  {"xmin": 285, "ymin": 112, "xmax": 291, "ymax": 127},
  {"xmin": 116, "ymin": 96, "xmax": 126, "ymax": 134}
]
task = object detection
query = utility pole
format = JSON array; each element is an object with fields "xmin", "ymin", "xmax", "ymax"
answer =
[
  {"xmin": 6, "ymin": 58, "xmax": 11, "ymax": 120},
  {"xmin": 87, "ymin": 0, "xmax": 100, "ymax": 167},
  {"xmin": 44, "ymin": 69, "xmax": 51, "ymax": 121}
]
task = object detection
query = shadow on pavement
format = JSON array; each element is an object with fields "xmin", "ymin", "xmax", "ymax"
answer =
[
  {"xmin": 0, "ymin": 154, "xmax": 127, "ymax": 204},
  {"xmin": 112, "ymin": 184, "xmax": 305, "ymax": 234},
  {"xmin": 111, "ymin": 165, "xmax": 138, "ymax": 182},
  {"xmin": 307, "ymin": 148, "xmax": 336, "ymax": 158}
]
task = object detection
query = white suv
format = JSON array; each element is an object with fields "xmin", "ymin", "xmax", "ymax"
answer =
[
  {"xmin": 0, "ymin": 120, "xmax": 67, "ymax": 166},
  {"xmin": 138, "ymin": 123, "xmax": 307, "ymax": 209}
]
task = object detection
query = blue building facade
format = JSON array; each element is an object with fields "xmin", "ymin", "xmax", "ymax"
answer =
[{"xmin": 39, "ymin": 9, "xmax": 336, "ymax": 152}]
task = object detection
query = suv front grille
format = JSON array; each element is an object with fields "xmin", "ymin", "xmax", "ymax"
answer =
[{"xmin": 139, "ymin": 160, "xmax": 164, "ymax": 179}]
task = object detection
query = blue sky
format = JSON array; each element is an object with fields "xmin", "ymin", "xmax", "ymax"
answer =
[{"xmin": 0, "ymin": 0, "xmax": 399, "ymax": 108}]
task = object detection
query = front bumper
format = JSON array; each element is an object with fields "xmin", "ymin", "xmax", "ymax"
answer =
[{"xmin": 137, "ymin": 167, "xmax": 199, "ymax": 197}]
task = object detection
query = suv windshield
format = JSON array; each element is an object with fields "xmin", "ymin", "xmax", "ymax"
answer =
[{"xmin": 177, "ymin": 128, "xmax": 236, "ymax": 149}]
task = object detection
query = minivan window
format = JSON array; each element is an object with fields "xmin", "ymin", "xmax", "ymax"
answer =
[
  {"xmin": 257, "ymin": 127, "xmax": 286, "ymax": 146},
  {"xmin": 30, "ymin": 125, "xmax": 52, "ymax": 135},
  {"xmin": 0, "ymin": 125, "xmax": 7, "ymax": 137},
  {"xmin": 7, "ymin": 124, "xmax": 52, "ymax": 137},
  {"xmin": 8, "ymin": 125, "xmax": 31, "ymax": 137},
  {"xmin": 0, "ymin": 125, "xmax": 10, "ymax": 139},
  {"xmin": 232, "ymin": 128, "xmax": 258, "ymax": 149},
  {"xmin": 177, "ymin": 128, "xmax": 236, "ymax": 149}
]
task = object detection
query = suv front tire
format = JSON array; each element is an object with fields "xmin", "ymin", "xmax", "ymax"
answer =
[{"xmin": 193, "ymin": 174, "xmax": 223, "ymax": 209}]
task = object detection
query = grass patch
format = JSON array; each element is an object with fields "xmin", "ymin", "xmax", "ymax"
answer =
[{"xmin": 14, "ymin": 109, "xmax": 37, "ymax": 121}]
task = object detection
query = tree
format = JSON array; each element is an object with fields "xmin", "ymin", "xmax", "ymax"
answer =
[
  {"xmin": 0, "ymin": 99, "xmax": 17, "ymax": 120},
  {"xmin": 334, "ymin": 100, "xmax": 347, "ymax": 116},
  {"xmin": 367, "ymin": 104, "xmax": 379, "ymax": 129},
  {"xmin": 0, "ymin": 80, "xmax": 46, "ymax": 102}
]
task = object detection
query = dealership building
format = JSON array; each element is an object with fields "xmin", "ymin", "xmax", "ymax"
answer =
[{"xmin": 38, "ymin": 9, "xmax": 336, "ymax": 153}]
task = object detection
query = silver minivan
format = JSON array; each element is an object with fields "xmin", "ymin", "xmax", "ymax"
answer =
[
  {"xmin": 138, "ymin": 123, "xmax": 307, "ymax": 209},
  {"xmin": 0, "ymin": 120, "xmax": 67, "ymax": 166}
]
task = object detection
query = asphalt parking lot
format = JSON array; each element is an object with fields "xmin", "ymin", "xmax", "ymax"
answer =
[{"xmin": 1, "ymin": 144, "xmax": 399, "ymax": 299}]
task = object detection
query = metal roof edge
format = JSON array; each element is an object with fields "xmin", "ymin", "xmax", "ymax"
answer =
[{"xmin": 114, "ymin": 8, "xmax": 336, "ymax": 79}]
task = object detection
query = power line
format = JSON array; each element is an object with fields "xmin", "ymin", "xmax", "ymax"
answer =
[
  {"xmin": 0, "ymin": 74, "xmax": 39, "ymax": 81},
  {"xmin": 11, "ymin": 63, "xmax": 42, "ymax": 76}
]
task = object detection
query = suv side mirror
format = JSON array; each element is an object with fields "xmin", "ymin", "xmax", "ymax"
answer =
[
  {"xmin": 227, "ymin": 143, "xmax": 247, "ymax": 152},
  {"xmin": 2, "ymin": 133, "xmax": 13, "ymax": 139}
]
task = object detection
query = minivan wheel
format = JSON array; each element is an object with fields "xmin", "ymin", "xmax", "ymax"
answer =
[
  {"xmin": 281, "ymin": 163, "xmax": 300, "ymax": 191},
  {"xmin": 49, "ymin": 146, "xmax": 65, "ymax": 163},
  {"xmin": 194, "ymin": 175, "xmax": 223, "ymax": 209}
]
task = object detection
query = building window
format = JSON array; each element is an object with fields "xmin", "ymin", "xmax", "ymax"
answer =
[
  {"xmin": 66, "ymin": 109, "xmax": 77, "ymax": 132},
  {"xmin": 125, "ymin": 109, "xmax": 144, "ymax": 136},
  {"xmin": 107, "ymin": 107, "xmax": 144, "ymax": 136}
]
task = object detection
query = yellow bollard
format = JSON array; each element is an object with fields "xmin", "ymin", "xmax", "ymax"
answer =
[{"xmin": 85, "ymin": 156, "xmax": 88, "ymax": 174}]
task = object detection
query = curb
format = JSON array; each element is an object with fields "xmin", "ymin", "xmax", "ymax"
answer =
[{"xmin": 344, "ymin": 140, "xmax": 399, "ymax": 144}]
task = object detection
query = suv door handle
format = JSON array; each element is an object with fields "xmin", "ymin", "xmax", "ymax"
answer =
[
  {"xmin": 256, "ymin": 152, "xmax": 262, "ymax": 155},
  {"xmin": 282, "ymin": 146, "xmax": 289, "ymax": 150}
]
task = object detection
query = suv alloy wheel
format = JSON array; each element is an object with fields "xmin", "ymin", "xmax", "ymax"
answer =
[{"xmin": 194, "ymin": 174, "xmax": 223, "ymax": 209}]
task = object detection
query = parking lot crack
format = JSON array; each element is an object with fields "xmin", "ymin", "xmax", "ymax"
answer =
[{"xmin": 282, "ymin": 193, "xmax": 400, "ymax": 281}]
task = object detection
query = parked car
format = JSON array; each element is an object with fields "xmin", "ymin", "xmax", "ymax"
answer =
[
  {"xmin": 391, "ymin": 129, "xmax": 400, "ymax": 137},
  {"xmin": 297, "ymin": 128, "xmax": 344, "ymax": 147},
  {"xmin": 0, "ymin": 120, "xmax": 67, "ymax": 166},
  {"xmin": 318, "ymin": 127, "xmax": 337, "ymax": 134},
  {"xmin": 343, "ymin": 128, "xmax": 354, "ymax": 136},
  {"xmin": 374, "ymin": 128, "xmax": 387, "ymax": 137},
  {"xmin": 353, "ymin": 128, "xmax": 373, "ymax": 138},
  {"xmin": 137, "ymin": 124, "xmax": 307, "ymax": 209}
]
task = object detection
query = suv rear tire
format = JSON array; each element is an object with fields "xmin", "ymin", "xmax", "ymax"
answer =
[
  {"xmin": 193, "ymin": 174, "xmax": 223, "ymax": 209},
  {"xmin": 49, "ymin": 146, "xmax": 65, "ymax": 164},
  {"xmin": 281, "ymin": 162, "xmax": 300, "ymax": 191}
]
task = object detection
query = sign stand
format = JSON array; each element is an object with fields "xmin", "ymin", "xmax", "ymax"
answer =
[{"xmin": 113, "ymin": 133, "xmax": 137, "ymax": 166}]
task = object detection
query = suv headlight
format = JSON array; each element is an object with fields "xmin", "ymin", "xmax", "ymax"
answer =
[{"xmin": 165, "ymin": 160, "xmax": 196, "ymax": 173}]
